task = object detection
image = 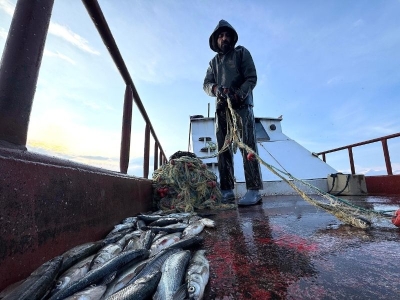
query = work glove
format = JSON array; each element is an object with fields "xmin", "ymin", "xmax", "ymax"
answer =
[
  {"xmin": 214, "ymin": 85, "xmax": 227, "ymax": 101},
  {"xmin": 227, "ymin": 88, "xmax": 246, "ymax": 107}
]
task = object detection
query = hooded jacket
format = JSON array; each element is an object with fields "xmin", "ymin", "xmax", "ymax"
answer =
[{"xmin": 203, "ymin": 20, "xmax": 257, "ymax": 107}]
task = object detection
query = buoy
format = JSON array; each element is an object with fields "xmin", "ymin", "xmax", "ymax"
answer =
[
  {"xmin": 247, "ymin": 152, "xmax": 255, "ymax": 161},
  {"xmin": 391, "ymin": 209, "xmax": 400, "ymax": 227}
]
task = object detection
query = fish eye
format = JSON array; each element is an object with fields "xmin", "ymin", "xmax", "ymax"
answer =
[
  {"xmin": 188, "ymin": 286, "xmax": 196, "ymax": 293},
  {"xmin": 55, "ymin": 280, "xmax": 62, "ymax": 287}
]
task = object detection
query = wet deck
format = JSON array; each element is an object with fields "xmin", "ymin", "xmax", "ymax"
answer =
[{"xmin": 202, "ymin": 195, "xmax": 400, "ymax": 299}]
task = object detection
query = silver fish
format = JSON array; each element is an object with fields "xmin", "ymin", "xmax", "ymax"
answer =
[
  {"xmin": 182, "ymin": 217, "xmax": 214, "ymax": 237},
  {"xmin": 138, "ymin": 230, "xmax": 154, "ymax": 250},
  {"xmin": 143, "ymin": 223, "xmax": 188, "ymax": 233},
  {"xmin": 103, "ymin": 232, "xmax": 127, "ymax": 246},
  {"xmin": 64, "ymin": 284, "xmax": 106, "ymax": 300},
  {"xmin": 137, "ymin": 214, "xmax": 164, "ymax": 223},
  {"xmin": 127, "ymin": 248, "xmax": 182, "ymax": 287},
  {"xmin": 115, "ymin": 235, "xmax": 128, "ymax": 249},
  {"xmin": 149, "ymin": 232, "xmax": 181, "ymax": 257},
  {"xmin": 108, "ymin": 223, "xmax": 136, "ymax": 235},
  {"xmin": 167, "ymin": 235, "xmax": 203, "ymax": 251},
  {"xmin": 50, "ymin": 255, "xmax": 95, "ymax": 296},
  {"xmin": 186, "ymin": 215, "xmax": 202, "ymax": 224},
  {"xmin": 181, "ymin": 221, "xmax": 205, "ymax": 239},
  {"xmin": 199, "ymin": 218, "xmax": 215, "ymax": 228},
  {"xmin": 136, "ymin": 219, "xmax": 147, "ymax": 230},
  {"xmin": 60, "ymin": 242, "xmax": 103, "ymax": 274},
  {"xmin": 123, "ymin": 236, "xmax": 141, "ymax": 251},
  {"xmin": 186, "ymin": 250, "xmax": 209, "ymax": 300},
  {"xmin": 105, "ymin": 271, "xmax": 161, "ymax": 300},
  {"xmin": 90, "ymin": 243, "xmax": 122, "ymax": 270},
  {"xmin": 149, "ymin": 217, "xmax": 180, "ymax": 227},
  {"xmin": 152, "ymin": 231, "xmax": 170, "ymax": 243},
  {"xmin": 3, "ymin": 256, "xmax": 63, "ymax": 300},
  {"xmin": 48, "ymin": 249, "xmax": 149, "ymax": 300},
  {"xmin": 162, "ymin": 212, "xmax": 194, "ymax": 219},
  {"xmin": 123, "ymin": 231, "xmax": 142, "ymax": 240},
  {"xmin": 122, "ymin": 216, "xmax": 137, "ymax": 224},
  {"xmin": 153, "ymin": 250, "xmax": 191, "ymax": 300},
  {"xmin": 102, "ymin": 259, "xmax": 149, "ymax": 298}
]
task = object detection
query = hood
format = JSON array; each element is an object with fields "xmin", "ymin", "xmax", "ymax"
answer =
[{"xmin": 209, "ymin": 20, "xmax": 238, "ymax": 53}]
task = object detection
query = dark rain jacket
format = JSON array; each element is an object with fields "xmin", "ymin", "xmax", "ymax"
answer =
[{"xmin": 203, "ymin": 20, "xmax": 257, "ymax": 107}]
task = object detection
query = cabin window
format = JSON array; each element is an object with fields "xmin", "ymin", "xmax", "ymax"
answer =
[{"xmin": 255, "ymin": 119, "xmax": 270, "ymax": 141}]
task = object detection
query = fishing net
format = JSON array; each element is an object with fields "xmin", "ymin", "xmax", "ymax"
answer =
[
  {"xmin": 152, "ymin": 152, "xmax": 235, "ymax": 212},
  {"xmin": 195, "ymin": 98, "xmax": 397, "ymax": 228}
]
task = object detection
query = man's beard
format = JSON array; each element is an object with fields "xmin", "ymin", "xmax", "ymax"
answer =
[{"xmin": 220, "ymin": 42, "xmax": 231, "ymax": 54}]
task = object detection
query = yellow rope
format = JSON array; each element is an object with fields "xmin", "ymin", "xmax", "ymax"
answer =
[
  {"xmin": 155, "ymin": 97, "xmax": 395, "ymax": 227},
  {"xmin": 198, "ymin": 98, "xmax": 393, "ymax": 228}
]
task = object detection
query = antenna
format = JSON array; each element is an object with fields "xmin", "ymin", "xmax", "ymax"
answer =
[{"xmin": 208, "ymin": 103, "xmax": 210, "ymax": 118}]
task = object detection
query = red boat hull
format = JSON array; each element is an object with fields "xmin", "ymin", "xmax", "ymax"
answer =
[{"xmin": 0, "ymin": 148, "xmax": 153, "ymax": 290}]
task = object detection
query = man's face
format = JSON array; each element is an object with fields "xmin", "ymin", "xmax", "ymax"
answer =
[{"xmin": 217, "ymin": 31, "xmax": 232, "ymax": 53}]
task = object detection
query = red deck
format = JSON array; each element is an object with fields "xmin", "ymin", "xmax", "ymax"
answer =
[{"xmin": 202, "ymin": 195, "xmax": 400, "ymax": 299}]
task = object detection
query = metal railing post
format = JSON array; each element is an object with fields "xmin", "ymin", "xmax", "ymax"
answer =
[
  {"xmin": 381, "ymin": 139, "xmax": 393, "ymax": 175},
  {"xmin": 159, "ymin": 151, "xmax": 163, "ymax": 166},
  {"xmin": 154, "ymin": 142, "xmax": 159, "ymax": 171},
  {"xmin": 348, "ymin": 147, "xmax": 355, "ymax": 174},
  {"xmin": 120, "ymin": 85, "xmax": 133, "ymax": 173},
  {"xmin": 143, "ymin": 123, "xmax": 150, "ymax": 178},
  {"xmin": 0, "ymin": 0, "xmax": 54, "ymax": 149}
]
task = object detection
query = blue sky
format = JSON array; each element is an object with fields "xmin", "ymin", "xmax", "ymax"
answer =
[{"xmin": 1, "ymin": 0, "xmax": 399, "ymax": 177}]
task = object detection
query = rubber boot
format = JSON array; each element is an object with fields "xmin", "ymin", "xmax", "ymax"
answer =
[
  {"xmin": 221, "ymin": 189, "xmax": 235, "ymax": 204},
  {"xmin": 238, "ymin": 190, "xmax": 262, "ymax": 206}
]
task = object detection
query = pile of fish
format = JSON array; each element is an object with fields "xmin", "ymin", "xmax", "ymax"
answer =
[{"xmin": 0, "ymin": 211, "xmax": 213, "ymax": 300}]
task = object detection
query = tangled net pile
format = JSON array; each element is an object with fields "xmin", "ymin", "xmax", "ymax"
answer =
[{"xmin": 152, "ymin": 151, "xmax": 234, "ymax": 212}]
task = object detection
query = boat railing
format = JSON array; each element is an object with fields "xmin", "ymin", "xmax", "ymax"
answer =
[
  {"xmin": 82, "ymin": 0, "xmax": 167, "ymax": 176},
  {"xmin": 317, "ymin": 132, "xmax": 400, "ymax": 175},
  {"xmin": 0, "ymin": 0, "xmax": 167, "ymax": 178}
]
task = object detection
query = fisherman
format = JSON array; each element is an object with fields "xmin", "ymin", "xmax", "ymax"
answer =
[{"xmin": 203, "ymin": 19, "xmax": 263, "ymax": 206}]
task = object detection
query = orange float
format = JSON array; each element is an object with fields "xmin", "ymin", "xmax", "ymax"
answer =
[{"xmin": 391, "ymin": 209, "xmax": 400, "ymax": 227}]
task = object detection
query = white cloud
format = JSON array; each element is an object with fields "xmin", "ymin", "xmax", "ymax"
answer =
[
  {"xmin": 1, "ymin": 0, "xmax": 99, "ymax": 55},
  {"xmin": 0, "ymin": 0, "xmax": 14, "ymax": 16},
  {"xmin": 48, "ymin": 22, "xmax": 100, "ymax": 55},
  {"xmin": 27, "ymin": 107, "xmax": 120, "ymax": 157},
  {"xmin": 357, "ymin": 163, "xmax": 400, "ymax": 176},
  {"xmin": 44, "ymin": 49, "xmax": 76, "ymax": 65}
]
